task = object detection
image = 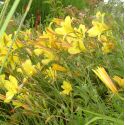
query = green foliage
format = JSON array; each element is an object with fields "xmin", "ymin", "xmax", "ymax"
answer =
[
  {"xmin": 0, "ymin": 0, "xmax": 124, "ymax": 125},
  {"xmin": 8, "ymin": 0, "xmax": 90, "ymax": 27}
]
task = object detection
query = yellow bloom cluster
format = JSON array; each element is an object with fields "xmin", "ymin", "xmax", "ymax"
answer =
[
  {"xmin": 0, "ymin": 11, "xmax": 122, "ymax": 106},
  {"xmin": 0, "ymin": 75, "xmax": 19, "ymax": 103}
]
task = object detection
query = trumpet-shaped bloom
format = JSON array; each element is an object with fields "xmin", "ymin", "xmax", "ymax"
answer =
[
  {"xmin": 4, "ymin": 75, "xmax": 19, "ymax": 103},
  {"xmin": 87, "ymin": 12, "xmax": 108, "ymax": 38},
  {"xmin": 38, "ymin": 27, "xmax": 56, "ymax": 49},
  {"xmin": 92, "ymin": 67, "xmax": 117, "ymax": 93},
  {"xmin": 68, "ymin": 41, "xmax": 81, "ymax": 54},
  {"xmin": 87, "ymin": 21, "xmax": 108, "ymax": 38},
  {"xmin": 68, "ymin": 39, "xmax": 86, "ymax": 54},
  {"xmin": 96, "ymin": 11, "xmax": 105, "ymax": 22},
  {"xmin": 55, "ymin": 16, "xmax": 74, "ymax": 35},
  {"xmin": 0, "ymin": 33, "xmax": 21, "ymax": 69},
  {"xmin": 1, "ymin": 33, "xmax": 22, "ymax": 49},
  {"xmin": 74, "ymin": 24, "xmax": 86, "ymax": 38},
  {"xmin": 113, "ymin": 76, "xmax": 124, "ymax": 88},
  {"xmin": 21, "ymin": 59, "xmax": 36, "ymax": 76},
  {"xmin": 0, "ymin": 46, "xmax": 20, "ymax": 69},
  {"xmin": 0, "ymin": 33, "xmax": 16, "ymax": 49},
  {"xmin": 61, "ymin": 81, "xmax": 72, "ymax": 95}
]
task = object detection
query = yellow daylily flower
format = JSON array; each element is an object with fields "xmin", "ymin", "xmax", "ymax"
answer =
[
  {"xmin": 68, "ymin": 41, "xmax": 81, "ymax": 54},
  {"xmin": 78, "ymin": 39, "xmax": 86, "ymax": 51},
  {"xmin": 0, "ymin": 46, "xmax": 20, "ymax": 69},
  {"xmin": 96, "ymin": 11, "xmax": 105, "ymax": 23},
  {"xmin": 113, "ymin": 76, "xmax": 124, "ymax": 88},
  {"xmin": 55, "ymin": 16, "xmax": 74, "ymax": 35},
  {"xmin": 74, "ymin": 24, "xmax": 86, "ymax": 38},
  {"xmin": 4, "ymin": 75, "xmax": 19, "ymax": 103},
  {"xmin": 1, "ymin": 33, "xmax": 12, "ymax": 47},
  {"xmin": 61, "ymin": 81, "xmax": 72, "ymax": 95},
  {"xmin": 87, "ymin": 21, "xmax": 108, "ymax": 38},
  {"xmin": 37, "ymin": 27, "xmax": 56, "ymax": 49},
  {"xmin": 92, "ymin": 67, "xmax": 118, "ymax": 93},
  {"xmin": 68, "ymin": 39, "xmax": 86, "ymax": 54},
  {"xmin": 1, "ymin": 33, "xmax": 21, "ymax": 50},
  {"xmin": 21, "ymin": 59, "xmax": 36, "ymax": 76},
  {"xmin": 0, "ymin": 33, "xmax": 21, "ymax": 69}
]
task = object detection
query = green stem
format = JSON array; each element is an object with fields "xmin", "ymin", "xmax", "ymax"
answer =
[
  {"xmin": 0, "ymin": 0, "xmax": 33, "ymax": 74},
  {"xmin": 0, "ymin": 0, "xmax": 20, "ymax": 38},
  {"xmin": 0, "ymin": 0, "xmax": 11, "ymax": 28}
]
